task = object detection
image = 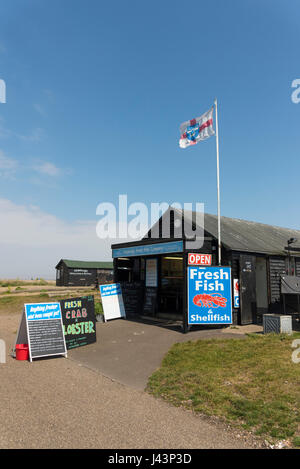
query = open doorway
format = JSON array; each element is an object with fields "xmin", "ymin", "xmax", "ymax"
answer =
[
  {"xmin": 159, "ymin": 256, "xmax": 183, "ymax": 317},
  {"xmin": 116, "ymin": 258, "xmax": 132, "ymax": 282}
]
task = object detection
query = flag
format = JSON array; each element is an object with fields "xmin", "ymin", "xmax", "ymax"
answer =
[{"xmin": 179, "ymin": 106, "xmax": 215, "ymax": 149}]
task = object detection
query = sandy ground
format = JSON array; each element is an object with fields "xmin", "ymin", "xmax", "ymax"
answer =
[{"xmin": 0, "ymin": 312, "xmax": 264, "ymax": 449}]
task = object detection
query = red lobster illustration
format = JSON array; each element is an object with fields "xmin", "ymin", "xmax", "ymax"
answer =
[{"xmin": 193, "ymin": 293, "xmax": 227, "ymax": 308}]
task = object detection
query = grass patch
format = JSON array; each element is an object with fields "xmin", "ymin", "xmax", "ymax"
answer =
[
  {"xmin": 0, "ymin": 278, "xmax": 50, "ymax": 287},
  {"xmin": 0, "ymin": 291, "xmax": 96, "ymax": 315},
  {"xmin": 293, "ymin": 436, "xmax": 300, "ymax": 447},
  {"xmin": 147, "ymin": 333, "xmax": 300, "ymax": 445},
  {"xmin": 94, "ymin": 301, "xmax": 103, "ymax": 316},
  {"xmin": 0, "ymin": 295, "xmax": 53, "ymax": 314}
]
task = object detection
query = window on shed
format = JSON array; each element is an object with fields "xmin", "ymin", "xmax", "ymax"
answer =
[{"xmin": 286, "ymin": 257, "xmax": 296, "ymax": 276}]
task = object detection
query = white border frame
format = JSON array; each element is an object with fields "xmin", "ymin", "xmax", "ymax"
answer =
[
  {"xmin": 24, "ymin": 302, "xmax": 67, "ymax": 362},
  {"xmin": 187, "ymin": 266, "xmax": 233, "ymax": 325}
]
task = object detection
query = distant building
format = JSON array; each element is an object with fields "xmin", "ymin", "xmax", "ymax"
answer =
[{"xmin": 55, "ymin": 259, "xmax": 113, "ymax": 286}]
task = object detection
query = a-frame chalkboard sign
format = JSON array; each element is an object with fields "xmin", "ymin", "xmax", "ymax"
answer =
[{"xmin": 15, "ymin": 302, "xmax": 67, "ymax": 362}]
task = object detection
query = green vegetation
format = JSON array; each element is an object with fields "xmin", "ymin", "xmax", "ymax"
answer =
[
  {"xmin": 147, "ymin": 333, "xmax": 300, "ymax": 445},
  {"xmin": 0, "ymin": 291, "xmax": 96, "ymax": 315},
  {"xmin": 0, "ymin": 278, "xmax": 50, "ymax": 287},
  {"xmin": 293, "ymin": 436, "xmax": 300, "ymax": 447},
  {"xmin": 94, "ymin": 301, "xmax": 103, "ymax": 316}
]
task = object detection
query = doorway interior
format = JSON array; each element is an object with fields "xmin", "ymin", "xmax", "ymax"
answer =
[{"xmin": 159, "ymin": 256, "xmax": 183, "ymax": 317}]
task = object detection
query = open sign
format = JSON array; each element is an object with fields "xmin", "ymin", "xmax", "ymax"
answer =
[{"xmin": 188, "ymin": 253, "xmax": 212, "ymax": 266}]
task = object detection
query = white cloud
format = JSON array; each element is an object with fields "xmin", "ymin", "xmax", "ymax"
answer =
[
  {"xmin": 0, "ymin": 117, "xmax": 12, "ymax": 139},
  {"xmin": 32, "ymin": 161, "xmax": 62, "ymax": 177},
  {"xmin": 33, "ymin": 103, "xmax": 46, "ymax": 117},
  {"xmin": 0, "ymin": 198, "xmax": 117, "ymax": 279},
  {"xmin": 0, "ymin": 149, "xmax": 67, "ymax": 180},
  {"xmin": 0, "ymin": 150, "xmax": 18, "ymax": 178},
  {"xmin": 17, "ymin": 127, "xmax": 44, "ymax": 142},
  {"xmin": 0, "ymin": 117, "xmax": 44, "ymax": 142}
]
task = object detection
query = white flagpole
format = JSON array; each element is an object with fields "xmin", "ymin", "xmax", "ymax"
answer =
[{"xmin": 214, "ymin": 98, "xmax": 222, "ymax": 265}]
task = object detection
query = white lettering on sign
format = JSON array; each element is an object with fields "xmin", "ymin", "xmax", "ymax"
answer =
[
  {"xmin": 189, "ymin": 267, "xmax": 229, "ymax": 291},
  {"xmin": 188, "ymin": 253, "xmax": 212, "ymax": 266}
]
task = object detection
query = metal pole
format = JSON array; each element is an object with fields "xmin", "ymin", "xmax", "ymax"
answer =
[
  {"xmin": 182, "ymin": 250, "xmax": 188, "ymax": 333},
  {"xmin": 214, "ymin": 98, "xmax": 222, "ymax": 265}
]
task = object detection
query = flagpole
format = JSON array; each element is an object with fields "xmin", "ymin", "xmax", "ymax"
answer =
[{"xmin": 214, "ymin": 98, "xmax": 222, "ymax": 266}]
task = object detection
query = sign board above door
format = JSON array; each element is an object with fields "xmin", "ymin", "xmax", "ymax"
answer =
[{"xmin": 112, "ymin": 240, "xmax": 183, "ymax": 258}]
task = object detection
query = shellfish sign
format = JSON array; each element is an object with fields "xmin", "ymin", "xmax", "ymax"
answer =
[{"xmin": 188, "ymin": 266, "xmax": 232, "ymax": 325}]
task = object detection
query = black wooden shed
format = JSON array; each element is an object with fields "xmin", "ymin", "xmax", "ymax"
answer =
[
  {"xmin": 111, "ymin": 207, "xmax": 300, "ymax": 328},
  {"xmin": 55, "ymin": 259, "xmax": 113, "ymax": 286}
]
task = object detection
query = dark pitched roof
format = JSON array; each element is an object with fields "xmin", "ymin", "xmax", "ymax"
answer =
[
  {"xmin": 179, "ymin": 209, "xmax": 300, "ymax": 255},
  {"xmin": 56, "ymin": 259, "xmax": 113, "ymax": 269}
]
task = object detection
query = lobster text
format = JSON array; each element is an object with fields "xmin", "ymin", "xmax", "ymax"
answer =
[{"xmin": 291, "ymin": 79, "xmax": 300, "ymax": 104}]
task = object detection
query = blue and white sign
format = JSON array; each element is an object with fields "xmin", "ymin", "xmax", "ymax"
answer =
[
  {"xmin": 188, "ymin": 266, "xmax": 232, "ymax": 325},
  {"xmin": 100, "ymin": 283, "xmax": 126, "ymax": 321},
  {"xmin": 25, "ymin": 302, "xmax": 62, "ymax": 321},
  {"xmin": 21, "ymin": 302, "xmax": 66, "ymax": 362},
  {"xmin": 233, "ymin": 279, "xmax": 240, "ymax": 308},
  {"xmin": 112, "ymin": 240, "xmax": 183, "ymax": 258}
]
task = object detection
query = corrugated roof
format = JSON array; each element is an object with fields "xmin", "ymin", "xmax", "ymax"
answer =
[
  {"xmin": 179, "ymin": 209, "xmax": 300, "ymax": 255},
  {"xmin": 56, "ymin": 259, "xmax": 113, "ymax": 269}
]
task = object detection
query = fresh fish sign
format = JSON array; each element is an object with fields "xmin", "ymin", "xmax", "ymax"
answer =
[{"xmin": 188, "ymin": 266, "xmax": 232, "ymax": 325}]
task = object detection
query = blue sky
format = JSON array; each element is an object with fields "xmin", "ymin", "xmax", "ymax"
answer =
[{"xmin": 0, "ymin": 0, "xmax": 299, "ymax": 277}]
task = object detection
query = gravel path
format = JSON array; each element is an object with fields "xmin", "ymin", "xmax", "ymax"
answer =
[{"xmin": 0, "ymin": 313, "xmax": 262, "ymax": 449}]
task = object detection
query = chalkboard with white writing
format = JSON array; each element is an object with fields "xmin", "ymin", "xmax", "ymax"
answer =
[
  {"xmin": 24, "ymin": 302, "xmax": 67, "ymax": 361},
  {"xmin": 143, "ymin": 287, "xmax": 157, "ymax": 316},
  {"xmin": 121, "ymin": 282, "xmax": 144, "ymax": 315}
]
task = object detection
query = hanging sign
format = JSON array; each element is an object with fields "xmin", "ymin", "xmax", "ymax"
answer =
[
  {"xmin": 143, "ymin": 287, "xmax": 157, "ymax": 316},
  {"xmin": 188, "ymin": 253, "xmax": 212, "ymax": 266},
  {"xmin": 15, "ymin": 302, "xmax": 67, "ymax": 362},
  {"xmin": 233, "ymin": 279, "xmax": 240, "ymax": 308},
  {"xmin": 99, "ymin": 283, "xmax": 126, "ymax": 321},
  {"xmin": 60, "ymin": 296, "xmax": 96, "ymax": 349},
  {"xmin": 188, "ymin": 266, "xmax": 232, "ymax": 325},
  {"xmin": 145, "ymin": 258, "xmax": 158, "ymax": 287}
]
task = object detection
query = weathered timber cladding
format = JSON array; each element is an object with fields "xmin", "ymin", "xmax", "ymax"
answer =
[
  {"xmin": 97, "ymin": 269, "xmax": 113, "ymax": 284},
  {"xmin": 296, "ymin": 258, "xmax": 300, "ymax": 277},
  {"xmin": 56, "ymin": 260, "xmax": 113, "ymax": 286},
  {"xmin": 268, "ymin": 256, "xmax": 286, "ymax": 311},
  {"xmin": 66, "ymin": 268, "xmax": 97, "ymax": 286}
]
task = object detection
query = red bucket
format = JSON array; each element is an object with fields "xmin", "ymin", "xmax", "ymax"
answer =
[{"xmin": 16, "ymin": 344, "xmax": 29, "ymax": 361}]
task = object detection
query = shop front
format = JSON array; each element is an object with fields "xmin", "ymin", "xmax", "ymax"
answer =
[
  {"xmin": 112, "ymin": 240, "xmax": 185, "ymax": 320},
  {"xmin": 111, "ymin": 207, "xmax": 300, "ymax": 331}
]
